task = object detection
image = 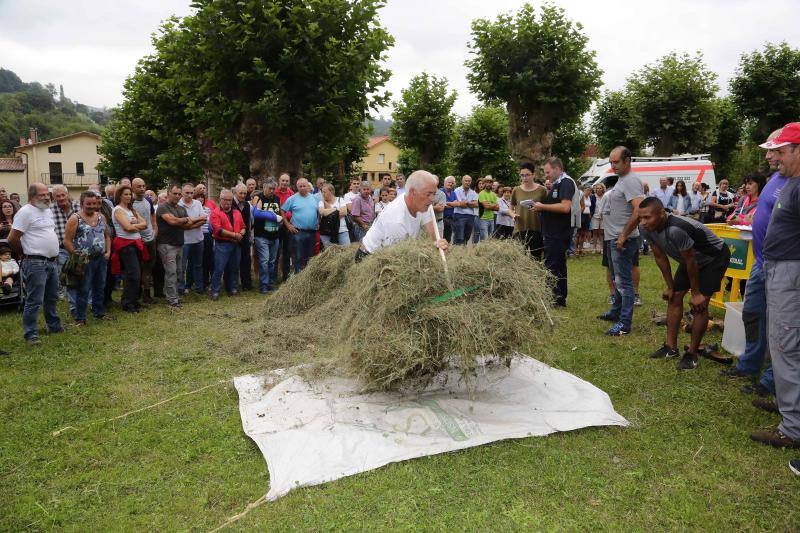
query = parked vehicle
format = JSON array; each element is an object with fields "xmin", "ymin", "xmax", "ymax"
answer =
[{"xmin": 580, "ymin": 154, "xmax": 716, "ymax": 193}]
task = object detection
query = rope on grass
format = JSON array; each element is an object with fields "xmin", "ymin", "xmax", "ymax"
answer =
[
  {"xmin": 52, "ymin": 379, "xmax": 229, "ymax": 437},
  {"xmin": 208, "ymin": 494, "xmax": 268, "ymax": 532}
]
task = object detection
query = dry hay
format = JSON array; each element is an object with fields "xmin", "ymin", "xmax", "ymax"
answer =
[{"xmin": 240, "ymin": 238, "xmax": 555, "ymax": 391}]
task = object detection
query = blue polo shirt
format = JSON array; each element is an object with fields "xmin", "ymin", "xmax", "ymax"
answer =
[
  {"xmin": 442, "ymin": 188, "xmax": 457, "ymax": 218},
  {"xmin": 752, "ymin": 171, "xmax": 788, "ymax": 266},
  {"xmin": 281, "ymin": 193, "xmax": 319, "ymax": 231}
]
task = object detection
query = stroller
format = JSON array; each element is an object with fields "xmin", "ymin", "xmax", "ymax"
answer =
[{"xmin": 0, "ymin": 239, "xmax": 23, "ymax": 311}]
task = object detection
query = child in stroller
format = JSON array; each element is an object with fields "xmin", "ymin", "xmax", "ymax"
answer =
[{"xmin": 0, "ymin": 240, "xmax": 19, "ymax": 295}]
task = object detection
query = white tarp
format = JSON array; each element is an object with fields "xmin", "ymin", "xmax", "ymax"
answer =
[{"xmin": 234, "ymin": 355, "xmax": 629, "ymax": 501}]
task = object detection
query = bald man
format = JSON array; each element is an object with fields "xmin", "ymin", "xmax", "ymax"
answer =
[
  {"xmin": 357, "ymin": 170, "xmax": 448, "ymax": 261},
  {"xmin": 281, "ymin": 178, "xmax": 319, "ymax": 273}
]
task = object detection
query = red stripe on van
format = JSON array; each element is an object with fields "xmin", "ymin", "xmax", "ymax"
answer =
[{"xmin": 605, "ymin": 164, "xmax": 713, "ymax": 174}]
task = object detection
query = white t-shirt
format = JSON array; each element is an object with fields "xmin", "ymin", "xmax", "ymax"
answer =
[
  {"xmin": 12, "ymin": 204, "xmax": 60, "ymax": 258},
  {"xmin": 318, "ymin": 197, "xmax": 348, "ymax": 234},
  {"xmin": 343, "ymin": 191, "xmax": 358, "ymax": 204},
  {"xmin": 361, "ymin": 194, "xmax": 432, "ymax": 253},
  {"xmin": 179, "ymin": 198, "xmax": 205, "ymax": 244}
]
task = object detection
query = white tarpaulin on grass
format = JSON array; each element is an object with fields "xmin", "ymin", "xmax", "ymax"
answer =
[{"xmin": 234, "ymin": 355, "xmax": 629, "ymax": 501}]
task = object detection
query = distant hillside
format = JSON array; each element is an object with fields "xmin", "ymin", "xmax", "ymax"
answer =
[
  {"xmin": 0, "ymin": 67, "xmax": 111, "ymax": 155},
  {"xmin": 368, "ymin": 116, "xmax": 393, "ymax": 137}
]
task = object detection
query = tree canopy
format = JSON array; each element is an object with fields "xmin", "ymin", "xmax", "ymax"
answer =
[
  {"xmin": 729, "ymin": 42, "xmax": 800, "ymax": 141},
  {"xmin": 452, "ymin": 105, "xmax": 516, "ymax": 184},
  {"xmin": 390, "ymin": 72, "xmax": 457, "ymax": 174},
  {"xmin": 591, "ymin": 90, "xmax": 640, "ymax": 157},
  {"xmin": 466, "ymin": 3, "xmax": 601, "ymax": 167},
  {"xmin": 626, "ymin": 52, "xmax": 719, "ymax": 157}
]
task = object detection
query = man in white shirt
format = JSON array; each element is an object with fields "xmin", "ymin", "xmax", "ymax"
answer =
[
  {"xmin": 651, "ymin": 178, "xmax": 674, "ymax": 210},
  {"xmin": 452, "ymin": 175, "xmax": 479, "ymax": 245},
  {"xmin": 178, "ymin": 183, "xmax": 208, "ymax": 294},
  {"xmin": 395, "ymin": 173, "xmax": 406, "ymax": 196},
  {"xmin": 357, "ymin": 170, "xmax": 448, "ymax": 261},
  {"xmin": 8, "ymin": 182, "xmax": 63, "ymax": 344}
]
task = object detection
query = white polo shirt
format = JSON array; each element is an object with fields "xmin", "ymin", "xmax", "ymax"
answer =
[
  {"xmin": 361, "ymin": 194, "xmax": 432, "ymax": 253},
  {"xmin": 12, "ymin": 204, "xmax": 60, "ymax": 258}
]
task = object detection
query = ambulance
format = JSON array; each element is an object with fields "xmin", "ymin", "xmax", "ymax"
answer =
[{"xmin": 580, "ymin": 154, "xmax": 717, "ymax": 192}]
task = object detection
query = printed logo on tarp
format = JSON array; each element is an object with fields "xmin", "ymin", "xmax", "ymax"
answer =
[{"xmin": 723, "ymin": 237, "xmax": 748, "ymax": 270}]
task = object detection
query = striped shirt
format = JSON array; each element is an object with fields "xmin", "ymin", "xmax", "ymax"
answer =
[{"xmin": 51, "ymin": 200, "xmax": 79, "ymax": 246}]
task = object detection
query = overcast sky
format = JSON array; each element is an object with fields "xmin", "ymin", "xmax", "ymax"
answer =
[{"xmin": 1, "ymin": 0, "xmax": 798, "ymax": 118}]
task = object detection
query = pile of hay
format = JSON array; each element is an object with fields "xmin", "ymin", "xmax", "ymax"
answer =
[{"xmin": 242, "ymin": 238, "xmax": 555, "ymax": 391}]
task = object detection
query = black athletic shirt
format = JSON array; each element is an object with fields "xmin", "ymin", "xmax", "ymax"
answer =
[{"xmin": 640, "ymin": 214, "xmax": 724, "ymax": 267}]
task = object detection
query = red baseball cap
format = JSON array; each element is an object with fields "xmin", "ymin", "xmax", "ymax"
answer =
[{"xmin": 765, "ymin": 122, "xmax": 800, "ymax": 148}]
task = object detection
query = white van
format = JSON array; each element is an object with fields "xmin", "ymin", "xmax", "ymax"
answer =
[{"xmin": 580, "ymin": 154, "xmax": 717, "ymax": 192}]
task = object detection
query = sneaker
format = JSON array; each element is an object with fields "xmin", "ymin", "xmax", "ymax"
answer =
[
  {"xmin": 750, "ymin": 427, "xmax": 800, "ymax": 449},
  {"xmin": 597, "ymin": 313, "xmax": 619, "ymax": 322},
  {"xmin": 259, "ymin": 287, "xmax": 269, "ymax": 294},
  {"xmin": 741, "ymin": 383, "xmax": 772, "ymax": 397},
  {"xmin": 94, "ymin": 314, "xmax": 114, "ymax": 321},
  {"xmin": 168, "ymin": 302, "xmax": 182, "ymax": 309},
  {"xmin": 649, "ymin": 344, "xmax": 679, "ymax": 359},
  {"xmin": 752, "ymin": 398, "xmax": 780, "ymax": 414},
  {"xmin": 26, "ymin": 336, "xmax": 41, "ymax": 346},
  {"xmin": 210, "ymin": 293, "xmax": 219, "ymax": 301},
  {"xmin": 608, "ymin": 295, "xmax": 615, "ymax": 305},
  {"xmin": 720, "ymin": 367, "xmax": 755, "ymax": 379},
  {"xmin": 605, "ymin": 322, "xmax": 630, "ymax": 336},
  {"xmin": 634, "ymin": 294, "xmax": 642, "ymax": 306},
  {"xmin": 790, "ymin": 459, "xmax": 800, "ymax": 476},
  {"xmin": 677, "ymin": 352, "xmax": 699, "ymax": 370},
  {"xmin": 74, "ymin": 320, "xmax": 87, "ymax": 327}
]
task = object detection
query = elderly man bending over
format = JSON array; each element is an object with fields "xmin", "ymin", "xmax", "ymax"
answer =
[{"xmin": 356, "ymin": 170, "xmax": 448, "ymax": 262}]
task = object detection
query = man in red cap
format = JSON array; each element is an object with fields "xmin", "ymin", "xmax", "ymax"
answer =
[{"xmin": 750, "ymin": 122, "xmax": 800, "ymax": 449}]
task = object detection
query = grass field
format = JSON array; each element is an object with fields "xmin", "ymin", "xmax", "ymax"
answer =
[{"xmin": 1, "ymin": 253, "xmax": 797, "ymax": 531}]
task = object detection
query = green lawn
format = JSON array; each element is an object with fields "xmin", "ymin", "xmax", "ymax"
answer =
[{"xmin": 1, "ymin": 254, "xmax": 797, "ymax": 531}]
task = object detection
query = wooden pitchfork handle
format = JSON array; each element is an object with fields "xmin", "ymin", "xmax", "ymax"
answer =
[{"xmin": 428, "ymin": 204, "xmax": 453, "ymax": 291}]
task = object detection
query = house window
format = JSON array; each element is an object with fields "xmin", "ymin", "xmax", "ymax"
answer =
[
  {"xmin": 48, "ymin": 144, "xmax": 62, "ymax": 153},
  {"xmin": 377, "ymin": 153, "xmax": 385, "ymax": 164},
  {"xmin": 389, "ymin": 162, "xmax": 392, "ymax": 170},
  {"xmin": 76, "ymin": 162, "xmax": 84, "ymax": 175}
]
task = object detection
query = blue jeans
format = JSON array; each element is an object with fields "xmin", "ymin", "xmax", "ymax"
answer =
[
  {"xmin": 22, "ymin": 257, "xmax": 62, "ymax": 340},
  {"xmin": 352, "ymin": 224, "xmax": 368, "ymax": 243},
  {"xmin": 74, "ymin": 256, "xmax": 107, "ymax": 321},
  {"xmin": 58, "ymin": 248, "xmax": 77, "ymax": 312},
  {"xmin": 320, "ymin": 232, "xmax": 351, "ymax": 249},
  {"xmin": 253, "ymin": 236, "xmax": 280, "ymax": 290},
  {"xmin": 472, "ymin": 215, "xmax": 482, "ymax": 243},
  {"xmin": 735, "ymin": 263, "xmax": 775, "ymax": 392},
  {"xmin": 606, "ymin": 237, "xmax": 639, "ymax": 329},
  {"xmin": 211, "ymin": 240, "xmax": 240, "ymax": 295},
  {"xmin": 292, "ymin": 230, "xmax": 316, "ymax": 273},
  {"xmin": 452, "ymin": 214, "xmax": 474, "ymax": 245},
  {"xmin": 182, "ymin": 241, "xmax": 204, "ymax": 293},
  {"xmin": 479, "ymin": 219, "xmax": 495, "ymax": 241}
]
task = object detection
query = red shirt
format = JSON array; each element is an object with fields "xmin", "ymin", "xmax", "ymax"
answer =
[
  {"xmin": 275, "ymin": 187, "xmax": 295, "ymax": 221},
  {"xmin": 210, "ymin": 207, "xmax": 245, "ymax": 242}
]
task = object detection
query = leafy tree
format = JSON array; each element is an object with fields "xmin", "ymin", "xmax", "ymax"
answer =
[
  {"xmin": 730, "ymin": 42, "xmax": 800, "ymax": 141},
  {"xmin": 452, "ymin": 105, "xmax": 515, "ymax": 184},
  {"xmin": 591, "ymin": 90, "xmax": 640, "ymax": 156},
  {"xmin": 626, "ymin": 52, "xmax": 719, "ymax": 156},
  {"xmin": 552, "ymin": 120, "xmax": 591, "ymax": 177},
  {"xmin": 708, "ymin": 97, "xmax": 743, "ymax": 180},
  {"xmin": 0, "ymin": 68, "xmax": 25, "ymax": 93},
  {"xmin": 164, "ymin": 0, "xmax": 392, "ymax": 178},
  {"xmin": 391, "ymin": 72, "xmax": 457, "ymax": 172},
  {"xmin": 466, "ymin": 3, "xmax": 601, "ymax": 168}
]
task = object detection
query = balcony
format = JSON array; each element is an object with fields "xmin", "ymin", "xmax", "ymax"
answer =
[{"xmin": 41, "ymin": 172, "xmax": 102, "ymax": 187}]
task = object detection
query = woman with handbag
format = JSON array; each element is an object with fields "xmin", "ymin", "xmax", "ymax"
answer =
[{"xmin": 318, "ymin": 184, "xmax": 350, "ymax": 249}]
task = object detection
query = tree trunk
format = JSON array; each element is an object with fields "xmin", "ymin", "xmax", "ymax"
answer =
[
  {"xmin": 265, "ymin": 139, "xmax": 305, "ymax": 181},
  {"xmin": 507, "ymin": 101, "xmax": 554, "ymax": 175},
  {"xmin": 654, "ymin": 136, "xmax": 675, "ymax": 157},
  {"xmin": 196, "ymin": 132, "xmax": 226, "ymax": 200}
]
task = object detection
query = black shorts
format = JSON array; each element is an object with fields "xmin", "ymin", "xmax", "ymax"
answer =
[
  {"xmin": 673, "ymin": 246, "xmax": 731, "ymax": 297},
  {"xmin": 602, "ymin": 239, "xmax": 640, "ymax": 268},
  {"xmin": 580, "ymin": 213, "xmax": 591, "ymax": 230}
]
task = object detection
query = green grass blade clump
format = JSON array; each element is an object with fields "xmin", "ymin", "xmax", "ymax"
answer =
[{"xmin": 245, "ymin": 239, "xmax": 555, "ymax": 391}]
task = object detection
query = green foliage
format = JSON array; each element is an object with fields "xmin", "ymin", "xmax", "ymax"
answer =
[
  {"xmin": 391, "ymin": 73, "xmax": 457, "ymax": 171},
  {"xmin": 708, "ymin": 97, "xmax": 744, "ymax": 181},
  {"xmin": 591, "ymin": 90, "xmax": 640, "ymax": 156},
  {"xmin": 452, "ymin": 105, "xmax": 516, "ymax": 184},
  {"xmin": 729, "ymin": 42, "xmax": 800, "ymax": 141},
  {"xmin": 0, "ymin": 68, "xmax": 25, "ymax": 93},
  {"xmin": 552, "ymin": 120, "xmax": 591, "ymax": 177},
  {"xmin": 164, "ymin": 0, "xmax": 393, "ymax": 178},
  {"xmin": 627, "ymin": 52, "xmax": 719, "ymax": 156},
  {"xmin": 466, "ymin": 3, "xmax": 601, "ymax": 165}
]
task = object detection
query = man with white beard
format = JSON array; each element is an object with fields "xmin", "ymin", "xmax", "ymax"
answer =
[{"xmin": 8, "ymin": 182, "xmax": 63, "ymax": 344}]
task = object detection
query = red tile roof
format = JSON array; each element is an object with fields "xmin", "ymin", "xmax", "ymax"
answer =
[
  {"xmin": 0, "ymin": 158, "xmax": 25, "ymax": 171},
  {"xmin": 367, "ymin": 135, "xmax": 392, "ymax": 149}
]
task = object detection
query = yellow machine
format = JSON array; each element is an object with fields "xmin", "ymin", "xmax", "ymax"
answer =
[{"xmin": 706, "ymin": 223, "xmax": 755, "ymax": 309}]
